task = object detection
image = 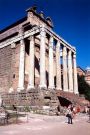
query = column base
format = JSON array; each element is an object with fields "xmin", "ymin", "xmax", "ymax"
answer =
[
  {"xmin": 68, "ymin": 89, "xmax": 73, "ymax": 93},
  {"xmin": 74, "ymin": 91, "xmax": 79, "ymax": 95},
  {"xmin": 48, "ymin": 86, "xmax": 55, "ymax": 90},
  {"xmin": 17, "ymin": 87, "xmax": 24, "ymax": 92},
  {"xmin": 56, "ymin": 87, "xmax": 62, "ymax": 91},
  {"xmin": 63, "ymin": 89, "xmax": 68, "ymax": 92},
  {"xmin": 39, "ymin": 84, "xmax": 47, "ymax": 90},
  {"xmin": 27, "ymin": 85, "xmax": 35, "ymax": 91}
]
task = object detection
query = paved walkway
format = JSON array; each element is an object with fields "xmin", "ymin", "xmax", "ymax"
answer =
[{"xmin": 0, "ymin": 113, "xmax": 90, "ymax": 135}]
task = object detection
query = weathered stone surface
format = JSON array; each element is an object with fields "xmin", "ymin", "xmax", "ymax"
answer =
[
  {"xmin": 1, "ymin": 88, "xmax": 59, "ymax": 115},
  {"xmin": 0, "ymin": 43, "xmax": 20, "ymax": 92},
  {"xmin": 0, "ymin": 6, "xmax": 79, "ymax": 115}
]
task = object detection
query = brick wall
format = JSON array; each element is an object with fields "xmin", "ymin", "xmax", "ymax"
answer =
[
  {"xmin": 0, "ymin": 45, "xmax": 12, "ymax": 92},
  {"xmin": 0, "ymin": 43, "xmax": 20, "ymax": 92},
  {"xmin": 11, "ymin": 43, "xmax": 20, "ymax": 90}
]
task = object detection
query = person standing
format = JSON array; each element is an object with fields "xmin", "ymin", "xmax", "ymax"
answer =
[{"xmin": 66, "ymin": 105, "xmax": 73, "ymax": 124}]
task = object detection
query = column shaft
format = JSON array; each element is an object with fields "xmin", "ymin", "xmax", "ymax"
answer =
[
  {"xmin": 68, "ymin": 50, "xmax": 73, "ymax": 92},
  {"xmin": 63, "ymin": 46, "xmax": 68, "ymax": 91},
  {"xmin": 39, "ymin": 26, "xmax": 46, "ymax": 89},
  {"xmin": 73, "ymin": 53, "xmax": 78, "ymax": 94},
  {"xmin": 56, "ymin": 41, "xmax": 62, "ymax": 90},
  {"xmin": 48, "ymin": 36, "xmax": 54, "ymax": 89},
  {"xmin": 17, "ymin": 38, "xmax": 25, "ymax": 91},
  {"xmin": 27, "ymin": 36, "xmax": 35, "ymax": 89}
]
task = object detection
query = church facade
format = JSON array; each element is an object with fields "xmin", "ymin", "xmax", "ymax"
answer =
[{"xmin": 0, "ymin": 7, "xmax": 78, "ymax": 102}]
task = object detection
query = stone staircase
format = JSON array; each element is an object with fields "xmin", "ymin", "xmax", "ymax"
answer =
[
  {"xmin": 1, "ymin": 89, "xmax": 59, "ymax": 115},
  {"xmin": 1, "ymin": 89, "xmax": 88, "ymax": 115}
]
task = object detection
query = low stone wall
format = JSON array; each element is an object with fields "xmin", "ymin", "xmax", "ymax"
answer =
[{"xmin": 1, "ymin": 89, "xmax": 60, "ymax": 115}]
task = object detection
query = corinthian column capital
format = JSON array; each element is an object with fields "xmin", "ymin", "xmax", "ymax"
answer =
[
  {"xmin": 73, "ymin": 53, "xmax": 76, "ymax": 59},
  {"xmin": 63, "ymin": 46, "xmax": 67, "ymax": 56},
  {"xmin": 68, "ymin": 49, "xmax": 71, "ymax": 56}
]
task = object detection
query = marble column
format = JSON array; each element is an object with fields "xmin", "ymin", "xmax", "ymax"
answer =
[
  {"xmin": 56, "ymin": 41, "xmax": 62, "ymax": 90},
  {"xmin": 68, "ymin": 50, "xmax": 73, "ymax": 92},
  {"xmin": 48, "ymin": 36, "xmax": 54, "ymax": 89},
  {"xmin": 73, "ymin": 53, "xmax": 78, "ymax": 94},
  {"xmin": 0, "ymin": 95, "xmax": 2, "ymax": 107},
  {"xmin": 17, "ymin": 35, "xmax": 25, "ymax": 91},
  {"xmin": 62, "ymin": 46, "xmax": 68, "ymax": 91},
  {"xmin": 39, "ymin": 26, "xmax": 46, "ymax": 89},
  {"xmin": 27, "ymin": 36, "xmax": 35, "ymax": 90}
]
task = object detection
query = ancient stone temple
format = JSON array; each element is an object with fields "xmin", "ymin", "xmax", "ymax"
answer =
[{"xmin": 0, "ymin": 7, "xmax": 79, "ymax": 112}]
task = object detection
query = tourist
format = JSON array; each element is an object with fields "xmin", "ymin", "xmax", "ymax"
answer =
[
  {"xmin": 66, "ymin": 105, "xmax": 73, "ymax": 124},
  {"xmin": 12, "ymin": 105, "xmax": 17, "ymax": 111}
]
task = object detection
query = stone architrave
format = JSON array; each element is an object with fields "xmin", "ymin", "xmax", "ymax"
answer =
[
  {"xmin": 62, "ymin": 46, "xmax": 68, "ymax": 91},
  {"xmin": 56, "ymin": 41, "xmax": 62, "ymax": 90},
  {"xmin": 27, "ymin": 36, "xmax": 35, "ymax": 90},
  {"xmin": 39, "ymin": 26, "xmax": 46, "ymax": 89}
]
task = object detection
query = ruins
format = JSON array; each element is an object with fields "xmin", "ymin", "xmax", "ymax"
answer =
[{"xmin": 0, "ymin": 6, "xmax": 79, "ymax": 114}]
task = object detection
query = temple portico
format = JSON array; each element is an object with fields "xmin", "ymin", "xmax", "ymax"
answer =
[
  {"xmin": 0, "ymin": 6, "xmax": 78, "ymax": 96},
  {"xmin": 6, "ymin": 25, "xmax": 78, "ymax": 94}
]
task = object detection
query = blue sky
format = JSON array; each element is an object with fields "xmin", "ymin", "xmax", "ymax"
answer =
[{"xmin": 0, "ymin": 0, "xmax": 90, "ymax": 70}]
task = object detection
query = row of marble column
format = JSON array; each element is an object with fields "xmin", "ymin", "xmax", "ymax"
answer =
[{"xmin": 17, "ymin": 27, "xmax": 78, "ymax": 94}]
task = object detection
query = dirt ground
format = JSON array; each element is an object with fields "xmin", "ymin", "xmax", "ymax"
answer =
[{"xmin": 0, "ymin": 113, "xmax": 90, "ymax": 135}]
